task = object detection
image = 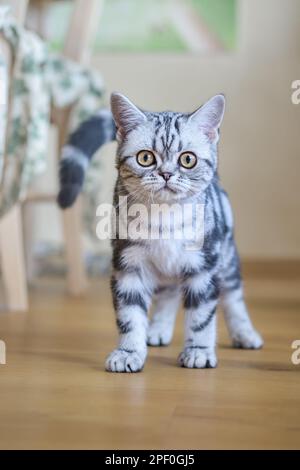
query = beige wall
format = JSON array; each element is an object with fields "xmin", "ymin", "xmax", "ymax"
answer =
[{"xmin": 94, "ymin": 0, "xmax": 300, "ymax": 258}]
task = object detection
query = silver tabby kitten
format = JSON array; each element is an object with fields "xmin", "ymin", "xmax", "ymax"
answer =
[{"xmin": 58, "ymin": 92, "xmax": 263, "ymax": 373}]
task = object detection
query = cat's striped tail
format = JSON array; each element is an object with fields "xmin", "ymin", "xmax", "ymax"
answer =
[{"xmin": 57, "ymin": 109, "xmax": 116, "ymax": 209}]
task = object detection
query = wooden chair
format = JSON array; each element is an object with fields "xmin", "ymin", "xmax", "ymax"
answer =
[
  {"xmin": 0, "ymin": 0, "xmax": 29, "ymax": 311},
  {"xmin": 0, "ymin": 0, "xmax": 102, "ymax": 310}
]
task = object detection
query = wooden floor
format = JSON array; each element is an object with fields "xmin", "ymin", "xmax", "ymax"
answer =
[{"xmin": 0, "ymin": 274, "xmax": 300, "ymax": 449}]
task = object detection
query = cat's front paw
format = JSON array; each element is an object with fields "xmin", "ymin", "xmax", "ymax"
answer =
[
  {"xmin": 178, "ymin": 347, "xmax": 217, "ymax": 369},
  {"xmin": 147, "ymin": 324, "xmax": 173, "ymax": 346},
  {"xmin": 105, "ymin": 349, "xmax": 145, "ymax": 373},
  {"xmin": 232, "ymin": 328, "xmax": 263, "ymax": 349}
]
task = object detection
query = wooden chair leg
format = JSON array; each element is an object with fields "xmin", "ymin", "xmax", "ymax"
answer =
[
  {"xmin": 53, "ymin": 0, "xmax": 102, "ymax": 296},
  {"xmin": 22, "ymin": 202, "xmax": 37, "ymax": 283},
  {"xmin": 55, "ymin": 107, "xmax": 87, "ymax": 296},
  {"xmin": 0, "ymin": 205, "xmax": 28, "ymax": 311},
  {"xmin": 62, "ymin": 196, "xmax": 87, "ymax": 296}
]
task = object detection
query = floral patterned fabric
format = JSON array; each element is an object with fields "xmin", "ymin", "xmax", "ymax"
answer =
[{"xmin": 0, "ymin": 6, "xmax": 105, "ymax": 219}]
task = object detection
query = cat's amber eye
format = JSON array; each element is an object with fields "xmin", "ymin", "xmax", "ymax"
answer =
[
  {"xmin": 179, "ymin": 152, "xmax": 197, "ymax": 169},
  {"xmin": 136, "ymin": 150, "xmax": 156, "ymax": 167}
]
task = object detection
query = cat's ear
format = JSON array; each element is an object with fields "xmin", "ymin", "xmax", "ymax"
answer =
[
  {"xmin": 111, "ymin": 92, "xmax": 147, "ymax": 138},
  {"xmin": 189, "ymin": 94, "xmax": 225, "ymax": 142}
]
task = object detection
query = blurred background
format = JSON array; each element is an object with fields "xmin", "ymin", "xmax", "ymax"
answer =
[
  {"xmin": 1, "ymin": 0, "xmax": 300, "ymax": 292},
  {"xmin": 29, "ymin": 0, "xmax": 300, "ymax": 269}
]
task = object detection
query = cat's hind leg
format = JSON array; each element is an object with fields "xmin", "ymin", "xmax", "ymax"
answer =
[
  {"xmin": 221, "ymin": 233, "xmax": 263, "ymax": 349},
  {"xmin": 147, "ymin": 285, "xmax": 181, "ymax": 346}
]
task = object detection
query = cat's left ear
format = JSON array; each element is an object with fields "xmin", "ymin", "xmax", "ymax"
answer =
[{"xmin": 189, "ymin": 94, "xmax": 225, "ymax": 142}]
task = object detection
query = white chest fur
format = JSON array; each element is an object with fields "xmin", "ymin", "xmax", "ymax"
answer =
[
  {"xmin": 147, "ymin": 239, "xmax": 185, "ymax": 277},
  {"xmin": 143, "ymin": 238, "xmax": 204, "ymax": 281}
]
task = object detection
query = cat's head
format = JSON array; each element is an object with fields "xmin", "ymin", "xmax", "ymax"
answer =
[{"xmin": 111, "ymin": 93, "xmax": 225, "ymax": 203}]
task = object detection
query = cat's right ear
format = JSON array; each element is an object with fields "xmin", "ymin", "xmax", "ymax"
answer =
[{"xmin": 110, "ymin": 92, "xmax": 147, "ymax": 139}]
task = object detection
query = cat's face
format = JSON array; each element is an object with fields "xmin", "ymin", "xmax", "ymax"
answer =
[{"xmin": 111, "ymin": 93, "xmax": 225, "ymax": 203}]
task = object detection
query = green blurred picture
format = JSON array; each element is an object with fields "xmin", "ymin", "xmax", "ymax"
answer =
[{"xmin": 48, "ymin": 0, "xmax": 236, "ymax": 53}]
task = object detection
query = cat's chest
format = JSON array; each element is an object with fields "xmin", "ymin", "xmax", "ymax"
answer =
[{"xmin": 145, "ymin": 239, "xmax": 199, "ymax": 278}]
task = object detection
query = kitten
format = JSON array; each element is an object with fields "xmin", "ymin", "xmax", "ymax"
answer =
[{"xmin": 58, "ymin": 93, "xmax": 263, "ymax": 373}]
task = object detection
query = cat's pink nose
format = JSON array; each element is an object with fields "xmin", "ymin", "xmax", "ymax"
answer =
[{"xmin": 159, "ymin": 172, "xmax": 173, "ymax": 182}]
